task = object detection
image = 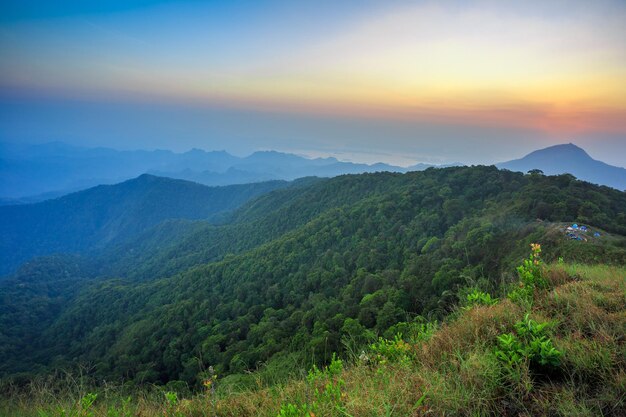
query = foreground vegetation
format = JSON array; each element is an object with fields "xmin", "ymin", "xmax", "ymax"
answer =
[{"xmin": 3, "ymin": 253, "xmax": 625, "ymax": 416}]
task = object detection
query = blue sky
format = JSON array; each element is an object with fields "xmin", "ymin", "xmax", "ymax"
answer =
[{"xmin": 1, "ymin": 0, "xmax": 625, "ymax": 166}]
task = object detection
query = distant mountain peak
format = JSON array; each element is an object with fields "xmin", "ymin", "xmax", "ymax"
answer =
[
  {"xmin": 497, "ymin": 143, "xmax": 625, "ymax": 190},
  {"xmin": 526, "ymin": 143, "xmax": 590, "ymax": 158},
  {"xmin": 134, "ymin": 173, "xmax": 160, "ymax": 182},
  {"xmin": 186, "ymin": 148, "xmax": 206, "ymax": 154}
]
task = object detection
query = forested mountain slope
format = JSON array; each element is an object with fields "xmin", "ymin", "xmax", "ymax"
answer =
[
  {"xmin": 0, "ymin": 175, "xmax": 290, "ymax": 276},
  {"xmin": 1, "ymin": 166, "xmax": 625, "ymax": 387}
]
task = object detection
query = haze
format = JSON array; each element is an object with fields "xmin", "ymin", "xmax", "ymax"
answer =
[{"xmin": 1, "ymin": 0, "xmax": 625, "ymax": 166}]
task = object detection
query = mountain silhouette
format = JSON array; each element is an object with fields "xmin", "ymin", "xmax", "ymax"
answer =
[{"xmin": 497, "ymin": 143, "xmax": 626, "ymax": 190}]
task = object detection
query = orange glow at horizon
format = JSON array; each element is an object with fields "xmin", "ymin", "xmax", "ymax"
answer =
[{"xmin": 1, "ymin": 1, "xmax": 625, "ymax": 137}]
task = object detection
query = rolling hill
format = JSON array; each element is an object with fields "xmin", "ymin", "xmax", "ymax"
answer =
[{"xmin": 0, "ymin": 175, "xmax": 291, "ymax": 276}]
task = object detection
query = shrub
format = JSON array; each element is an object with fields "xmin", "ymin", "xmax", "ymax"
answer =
[{"xmin": 495, "ymin": 314, "xmax": 562, "ymax": 370}]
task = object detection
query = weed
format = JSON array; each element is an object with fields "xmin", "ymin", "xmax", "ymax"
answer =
[
  {"xmin": 464, "ymin": 289, "xmax": 498, "ymax": 309},
  {"xmin": 369, "ymin": 334, "xmax": 413, "ymax": 366},
  {"xmin": 277, "ymin": 402, "xmax": 314, "ymax": 417},
  {"xmin": 295, "ymin": 354, "xmax": 347, "ymax": 416},
  {"xmin": 495, "ymin": 333, "xmax": 524, "ymax": 367},
  {"xmin": 106, "ymin": 396, "xmax": 132, "ymax": 417},
  {"xmin": 78, "ymin": 393, "xmax": 97, "ymax": 417},
  {"xmin": 508, "ymin": 243, "xmax": 547, "ymax": 304},
  {"xmin": 163, "ymin": 391, "xmax": 183, "ymax": 417}
]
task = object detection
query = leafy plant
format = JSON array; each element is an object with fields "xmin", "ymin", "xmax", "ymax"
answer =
[
  {"xmin": 495, "ymin": 333, "xmax": 524, "ymax": 367},
  {"xmin": 163, "ymin": 391, "xmax": 184, "ymax": 417},
  {"xmin": 495, "ymin": 314, "xmax": 562, "ymax": 371},
  {"xmin": 384, "ymin": 318, "xmax": 437, "ymax": 344},
  {"xmin": 307, "ymin": 353, "xmax": 343, "ymax": 383},
  {"xmin": 508, "ymin": 243, "xmax": 547, "ymax": 303},
  {"xmin": 301, "ymin": 353, "xmax": 347, "ymax": 415},
  {"xmin": 164, "ymin": 391, "xmax": 178, "ymax": 407},
  {"xmin": 514, "ymin": 313, "xmax": 548, "ymax": 339},
  {"xmin": 530, "ymin": 337, "xmax": 562, "ymax": 367},
  {"xmin": 80, "ymin": 393, "xmax": 97, "ymax": 417},
  {"xmin": 464, "ymin": 289, "xmax": 498, "ymax": 308},
  {"xmin": 327, "ymin": 353, "xmax": 343, "ymax": 377},
  {"xmin": 369, "ymin": 333, "xmax": 413, "ymax": 365}
]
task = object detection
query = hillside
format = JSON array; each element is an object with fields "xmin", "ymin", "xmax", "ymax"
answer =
[
  {"xmin": 0, "ymin": 175, "xmax": 290, "ymax": 276},
  {"xmin": 498, "ymin": 143, "xmax": 626, "ymax": 190},
  {"xmin": 1, "ymin": 166, "xmax": 625, "ymax": 389},
  {"xmin": 173, "ymin": 262, "xmax": 626, "ymax": 416},
  {"xmin": 2, "ymin": 260, "xmax": 624, "ymax": 416}
]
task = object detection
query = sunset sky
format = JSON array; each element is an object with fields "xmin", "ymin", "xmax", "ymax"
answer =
[{"xmin": 1, "ymin": 0, "xmax": 625, "ymax": 166}]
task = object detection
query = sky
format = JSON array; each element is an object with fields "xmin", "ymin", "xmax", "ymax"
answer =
[{"xmin": 0, "ymin": 0, "xmax": 625, "ymax": 166}]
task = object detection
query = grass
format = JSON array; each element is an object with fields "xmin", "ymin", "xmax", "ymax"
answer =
[{"xmin": 1, "ymin": 262, "xmax": 625, "ymax": 416}]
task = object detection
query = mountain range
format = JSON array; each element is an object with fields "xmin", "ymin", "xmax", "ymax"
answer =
[
  {"xmin": 2, "ymin": 141, "xmax": 624, "ymax": 203},
  {"xmin": 2, "ymin": 141, "xmax": 624, "ymax": 278},
  {"xmin": 0, "ymin": 141, "xmax": 411, "ymax": 201}
]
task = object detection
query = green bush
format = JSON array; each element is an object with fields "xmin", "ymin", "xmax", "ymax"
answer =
[{"xmin": 495, "ymin": 314, "xmax": 562, "ymax": 370}]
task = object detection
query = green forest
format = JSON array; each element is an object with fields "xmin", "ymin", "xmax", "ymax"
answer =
[
  {"xmin": 0, "ymin": 175, "xmax": 292, "ymax": 275},
  {"xmin": 2, "ymin": 167, "xmax": 625, "ymax": 392}
]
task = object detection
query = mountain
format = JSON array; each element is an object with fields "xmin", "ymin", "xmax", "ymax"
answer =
[
  {"xmin": 0, "ymin": 141, "xmax": 243, "ymax": 199},
  {"xmin": 0, "ymin": 141, "xmax": 409, "ymax": 200},
  {"xmin": 497, "ymin": 143, "xmax": 626, "ymax": 190},
  {"xmin": 1, "ymin": 166, "xmax": 625, "ymax": 385},
  {"xmin": 0, "ymin": 175, "xmax": 291, "ymax": 276}
]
